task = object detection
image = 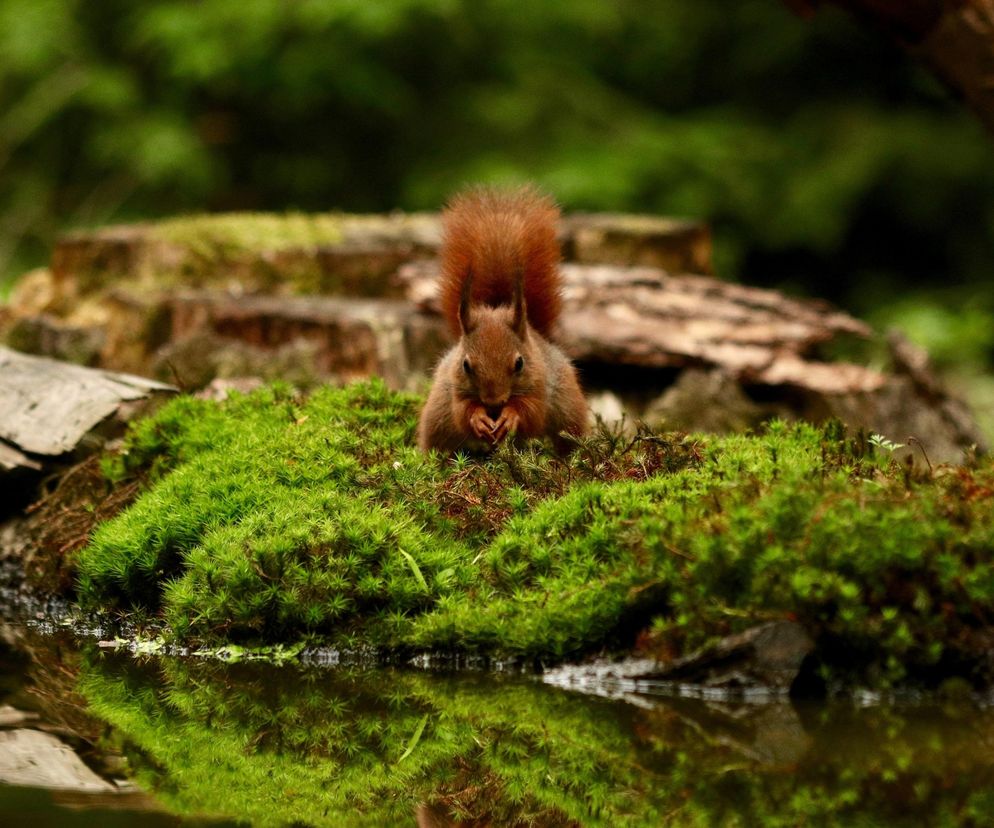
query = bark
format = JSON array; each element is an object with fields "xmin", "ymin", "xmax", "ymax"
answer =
[
  {"xmin": 0, "ymin": 729, "xmax": 114, "ymax": 792},
  {"xmin": 787, "ymin": 0, "xmax": 994, "ymax": 135},
  {"xmin": 0, "ymin": 442, "xmax": 41, "ymax": 475},
  {"xmin": 165, "ymin": 292, "xmax": 442, "ymax": 387},
  {"xmin": 0, "ymin": 346, "xmax": 173, "ymax": 458}
]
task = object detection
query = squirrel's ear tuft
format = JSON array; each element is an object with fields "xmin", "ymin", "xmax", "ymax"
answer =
[
  {"xmin": 511, "ymin": 265, "xmax": 527, "ymax": 338},
  {"xmin": 459, "ymin": 267, "xmax": 475, "ymax": 334}
]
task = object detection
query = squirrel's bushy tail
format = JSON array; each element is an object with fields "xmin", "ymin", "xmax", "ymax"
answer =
[{"xmin": 439, "ymin": 184, "xmax": 562, "ymax": 339}]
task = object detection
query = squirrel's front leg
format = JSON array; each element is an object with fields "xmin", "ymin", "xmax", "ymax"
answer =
[
  {"xmin": 458, "ymin": 399, "xmax": 497, "ymax": 442},
  {"xmin": 492, "ymin": 396, "xmax": 544, "ymax": 443},
  {"xmin": 491, "ymin": 407, "xmax": 520, "ymax": 443}
]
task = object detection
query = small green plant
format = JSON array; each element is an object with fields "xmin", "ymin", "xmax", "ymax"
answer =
[{"xmin": 868, "ymin": 433, "xmax": 904, "ymax": 453}]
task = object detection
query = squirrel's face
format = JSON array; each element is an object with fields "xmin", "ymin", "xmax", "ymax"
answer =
[{"xmin": 458, "ymin": 306, "xmax": 532, "ymax": 416}]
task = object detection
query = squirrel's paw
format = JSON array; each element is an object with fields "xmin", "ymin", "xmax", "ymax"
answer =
[
  {"xmin": 492, "ymin": 407, "xmax": 520, "ymax": 443},
  {"xmin": 468, "ymin": 407, "xmax": 497, "ymax": 441}
]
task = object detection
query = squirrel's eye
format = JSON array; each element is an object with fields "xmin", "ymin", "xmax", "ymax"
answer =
[
  {"xmin": 463, "ymin": 358, "xmax": 473, "ymax": 375},
  {"xmin": 514, "ymin": 356, "xmax": 525, "ymax": 373}
]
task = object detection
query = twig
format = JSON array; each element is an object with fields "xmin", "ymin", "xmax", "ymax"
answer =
[{"xmin": 907, "ymin": 436, "xmax": 933, "ymax": 476}]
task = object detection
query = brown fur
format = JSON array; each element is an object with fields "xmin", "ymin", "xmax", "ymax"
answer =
[
  {"xmin": 418, "ymin": 185, "xmax": 589, "ymax": 454},
  {"xmin": 438, "ymin": 185, "xmax": 562, "ymax": 340}
]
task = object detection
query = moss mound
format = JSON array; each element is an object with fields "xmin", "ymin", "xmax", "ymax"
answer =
[{"xmin": 76, "ymin": 381, "xmax": 994, "ymax": 687}]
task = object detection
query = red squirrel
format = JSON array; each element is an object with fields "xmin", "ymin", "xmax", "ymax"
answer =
[{"xmin": 417, "ymin": 185, "xmax": 589, "ymax": 453}]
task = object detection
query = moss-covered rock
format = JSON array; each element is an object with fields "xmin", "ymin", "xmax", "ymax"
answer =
[{"xmin": 74, "ymin": 381, "xmax": 994, "ymax": 689}]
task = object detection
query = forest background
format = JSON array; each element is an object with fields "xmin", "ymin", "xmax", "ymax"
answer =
[{"xmin": 2, "ymin": 0, "xmax": 992, "ymax": 413}]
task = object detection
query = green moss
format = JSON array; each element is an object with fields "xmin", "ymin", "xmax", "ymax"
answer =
[
  {"xmin": 152, "ymin": 212, "xmax": 346, "ymax": 256},
  {"xmin": 75, "ymin": 381, "xmax": 994, "ymax": 687},
  {"xmin": 142, "ymin": 212, "xmax": 347, "ymax": 293},
  {"xmin": 133, "ymin": 211, "xmax": 437, "ymax": 294}
]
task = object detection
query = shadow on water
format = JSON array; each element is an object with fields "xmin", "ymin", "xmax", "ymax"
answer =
[{"xmin": 2, "ymin": 624, "xmax": 994, "ymax": 827}]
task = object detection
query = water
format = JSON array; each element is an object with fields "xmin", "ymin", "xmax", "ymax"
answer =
[{"xmin": 2, "ymin": 622, "xmax": 993, "ymax": 827}]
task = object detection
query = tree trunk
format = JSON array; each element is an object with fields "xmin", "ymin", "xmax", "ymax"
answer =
[{"xmin": 786, "ymin": 1, "xmax": 994, "ymax": 135}]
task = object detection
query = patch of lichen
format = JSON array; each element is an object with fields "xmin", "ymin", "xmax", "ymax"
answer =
[{"xmin": 74, "ymin": 381, "xmax": 994, "ymax": 688}]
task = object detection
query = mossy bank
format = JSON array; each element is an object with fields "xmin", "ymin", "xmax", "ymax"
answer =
[{"xmin": 72, "ymin": 380, "xmax": 994, "ymax": 690}]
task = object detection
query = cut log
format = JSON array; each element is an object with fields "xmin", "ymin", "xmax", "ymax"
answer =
[
  {"xmin": 4, "ymin": 314, "xmax": 104, "ymax": 366},
  {"xmin": 561, "ymin": 213, "xmax": 712, "ymax": 273},
  {"xmin": 398, "ymin": 260, "xmax": 882, "ymax": 391},
  {"xmin": 162, "ymin": 292, "xmax": 447, "ymax": 387},
  {"xmin": 0, "ymin": 346, "xmax": 174, "ymax": 457},
  {"xmin": 36, "ymin": 211, "xmax": 712, "ymax": 309},
  {"xmin": 2, "ymin": 210, "xmax": 984, "ymax": 464}
]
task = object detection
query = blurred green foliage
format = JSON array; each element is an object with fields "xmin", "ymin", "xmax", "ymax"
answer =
[{"xmin": 2, "ymin": 0, "xmax": 993, "ymax": 321}]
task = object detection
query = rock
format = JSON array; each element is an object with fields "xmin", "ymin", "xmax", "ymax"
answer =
[
  {"xmin": 587, "ymin": 391, "xmax": 628, "ymax": 429},
  {"xmin": 809, "ymin": 376, "xmax": 979, "ymax": 467},
  {"xmin": 645, "ymin": 369, "xmax": 766, "ymax": 432},
  {"xmin": 648, "ymin": 621, "xmax": 815, "ymax": 691},
  {"xmin": 194, "ymin": 377, "xmax": 267, "ymax": 402},
  {"xmin": 0, "ymin": 728, "xmax": 114, "ymax": 792},
  {"xmin": 887, "ymin": 331, "xmax": 987, "ymax": 452},
  {"xmin": 0, "ymin": 518, "xmax": 29, "ymax": 565},
  {"xmin": 542, "ymin": 622, "xmax": 813, "ymax": 697},
  {"xmin": 645, "ymin": 697, "xmax": 812, "ymax": 766}
]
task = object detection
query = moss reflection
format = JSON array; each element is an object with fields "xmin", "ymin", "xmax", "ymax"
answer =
[{"xmin": 77, "ymin": 649, "xmax": 994, "ymax": 827}]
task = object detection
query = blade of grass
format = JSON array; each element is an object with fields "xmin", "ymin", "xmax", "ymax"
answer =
[
  {"xmin": 399, "ymin": 548, "xmax": 429, "ymax": 592},
  {"xmin": 396, "ymin": 714, "xmax": 429, "ymax": 763}
]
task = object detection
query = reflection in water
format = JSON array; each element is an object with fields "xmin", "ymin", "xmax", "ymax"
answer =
[{"xmin": 3, "ymin": 625, "xmax": 994, "ymax": 826}]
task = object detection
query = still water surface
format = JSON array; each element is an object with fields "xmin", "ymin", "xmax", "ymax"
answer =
[{"xmin": 1, "ymin": 624, "xmax": 992, "ymax": 827}]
